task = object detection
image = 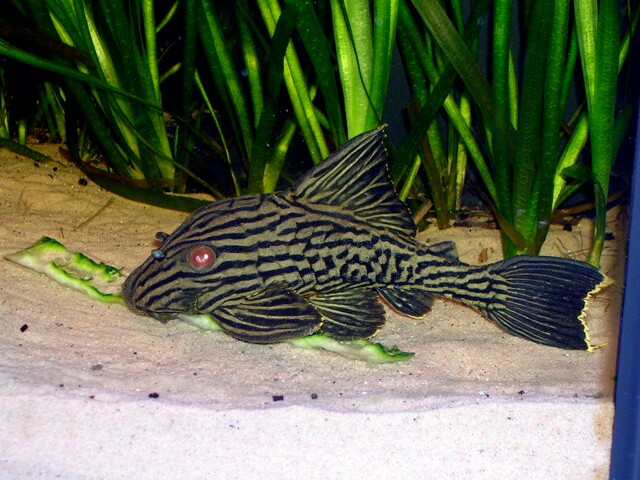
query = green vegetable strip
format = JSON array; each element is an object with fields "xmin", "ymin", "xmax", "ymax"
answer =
[
  {"xmin": 289, "ymin": 334, "xmax": 415, "ymax": 363},
  {"xmin": 5, "ymin": 237, "xmax": 124, "ymax": 304},
  {"xmin": 180, "ymin": 315, "xmax": 415, "ymax": 362}
]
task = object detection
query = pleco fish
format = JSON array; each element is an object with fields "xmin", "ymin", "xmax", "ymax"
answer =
[{"xmin": 123, "ymin": 127, "xmax": 611, "ymax": 350}]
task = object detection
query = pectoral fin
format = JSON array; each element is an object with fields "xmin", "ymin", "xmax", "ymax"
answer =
[
  {"xmin": 212, "ymin": 284, "xmax": 322, "ymax": 343},
  {"xmin": 307, "ymin": 289, "xmax": 386, "ymax": 340}
]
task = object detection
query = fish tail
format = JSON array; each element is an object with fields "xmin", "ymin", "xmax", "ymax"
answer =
[{"xmin": 463, "ymin": 256, "xmax": 612, "ymax": 350}]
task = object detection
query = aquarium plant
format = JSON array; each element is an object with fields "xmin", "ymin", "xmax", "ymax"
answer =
[{"xmin": 0, "ymin": 0, "xmax": 637, "ymax": 265}]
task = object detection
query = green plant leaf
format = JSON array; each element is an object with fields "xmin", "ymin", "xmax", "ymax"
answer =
[
  {"xmin": 512, "ymin": 0, "xmax": 554, "ymax": 250},
  {"xmin": 0, "ymin": 137, "xmax": 52, "ymax": 163},
  {"xmin": 258, "ymin": 0, "xmax": 328, "ymax": 163},
  {"xmin": 199, "ymin": 0, "xmax": 254, "ymax": 158},
  {"xmin": 576, "ymin": 0, "xmax": 621, "ymax": 266},
  {"xmin": 249, "ymin": 2, "xmax": 299, "ymax": 193},
  {"xmin": 288, "ymin": 0, "xmax": 346, "ymax": 146}
]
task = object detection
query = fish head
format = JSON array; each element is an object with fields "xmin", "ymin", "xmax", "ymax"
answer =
[
  {"xmin": 122, "ymin": 236, "xmax": 223, "ymax": 321},
  {"xmin": 122, "ymin": 198, "xmax": 261, "ymax": 321}
]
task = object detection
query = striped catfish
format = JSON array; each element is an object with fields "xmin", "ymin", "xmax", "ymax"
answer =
[{"xmin": 123, "ymin": 127, "xmax": 610, "ymax": 350}]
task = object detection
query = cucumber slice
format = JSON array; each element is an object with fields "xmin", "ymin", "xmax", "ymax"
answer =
[
  {"xmin": 176, "ymin": 313, "xmax": 223, "ymax": 332},
  {"xmin": 289, "ymin": 334, "xmax": 415, "ymax": 363},
  {"xmin": 5, "ymin": 236, "xmax": 124, "ymax": 304},
  {"xmin": 177, "ymin": 313, "xmax": 414, "ymax": 362}
]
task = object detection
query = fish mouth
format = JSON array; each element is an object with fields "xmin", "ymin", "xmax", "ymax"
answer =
[
  {"xmin": 122, "ymin": 271, "xmax": 201, "ymax": 322},
  {"xmin": 121, "ymin": 269, "xmax": 183, "ymax": 321}
]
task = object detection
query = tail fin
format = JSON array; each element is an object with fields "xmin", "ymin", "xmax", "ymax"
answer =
[{"xmin": 478, "ymin": 256, "xmax": 612, "ymax": 350}]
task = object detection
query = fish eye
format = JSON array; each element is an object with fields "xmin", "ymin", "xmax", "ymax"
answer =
[{"xmin": 187, "ymin": 245, "xmax": 216, "ymax": 270}]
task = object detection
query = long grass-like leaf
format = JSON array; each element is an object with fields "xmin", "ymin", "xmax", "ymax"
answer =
[
  {"xmin": 19, "ymin": 0, "xmax": 178, "ymax": 183},
  {"xmin": 0, "ymin": 39, "xmax": 156, "ymax": 110},
  {"xmin": 0, "ymin": 136, "xmax": 52, "ymax": 163},
  {"xmin": 85, "ymin": 173, "xmax": 212, "ymax": 212},
  {"xmin": 491, "ymin": 0, "xmax": 515, "ymax": 238},
  {"xmin": 417, "ymin": 128, "xmax": 448, "ymax": 229},
  {"xmin": 263, "ymin": 118, "xmax": 298, "ymax": 191},
  {"xmin": 409, "ymin": 0, "xmax": 512, "ymax": 180},
  {"xmin": 179, "ymin": 0, "xmax": 197, "ymax": 118},
  {"xmin": 369, "ymin": 0, "xmax": 398, "ymax": 127},
  {"xmin": 396, "ymin": 0, "xmax": 496, "ymax": 205},
  {"xmin": 199, "ymin": 0, "xmax": 254, "ymax": 158},
  {"xmin": 194, "ymin": 70, "xmax": 241, "ymax": 196},
  {"xmin": 142, "ymin": 0, "xmax": 161, "ymax": 102},
  {"xmin": 512, "ymin": 0, "xmax": 553, "ymax": 248},
  {"xmin": 533, "ymin": 0, "xmax": 571, "ymax": 251},
  {"xmin": 169, "ymin": 0, "xmax": 197, "ymax": 176},
  {"xmin": 248, "ymin": 3, "xmax": 298, "ymax": 193},
  {"xmin": 331, "ymin": 0, "xmax": 372, "ymax": 137},
  {"xmin": 410, "ymin": 0, "xmax": 500, "ymax": 133},
  {"xmin": 330, "ymin": 0, "xmax": 398, "ymax": 137},
  {"xmin": 578, "ymin": 0, "xmax": 620, "ymax": 266},
  {"xmin": 409, "ymin": 0, "xmax": 527, "ymax": 251},
  {"xmin": 237, "ymin": 4, "xmax": 264, "ymax": 127},
  {"xmin": 258, "ymin": 0, "xmax": 328, "ymax": 162},
  {"xmin": 288, "ymin": 0, "xmax": 346, "ymax": 146}
]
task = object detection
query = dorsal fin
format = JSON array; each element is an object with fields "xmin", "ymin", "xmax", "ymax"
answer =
[{"xmin": 290, "ymin": 127, "xmax": 416, "ymax": 237}]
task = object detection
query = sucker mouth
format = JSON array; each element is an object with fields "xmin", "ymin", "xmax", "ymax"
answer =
[{"xmin": 121, "ymin": 270, "xmax": 200, "ymax": 322}]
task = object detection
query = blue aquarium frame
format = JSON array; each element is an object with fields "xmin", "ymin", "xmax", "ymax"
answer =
[{"xmin": 610, "ymin": 103, "xmax": 640, "ymax": 479}]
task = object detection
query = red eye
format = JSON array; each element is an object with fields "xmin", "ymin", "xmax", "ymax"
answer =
[{"xmin": 187, "ymin": 245, "xmax": 216, "ymax": 269}]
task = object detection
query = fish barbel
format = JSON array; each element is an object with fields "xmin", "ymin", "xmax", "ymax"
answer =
[{"xmin": 123, "ymin": 127, "xmax": 610, "ymax": 349}]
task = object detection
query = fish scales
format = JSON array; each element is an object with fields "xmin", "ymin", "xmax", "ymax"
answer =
[{"xmin": 123, "ymin": 127, "xmax": 611, "ymax": 350}]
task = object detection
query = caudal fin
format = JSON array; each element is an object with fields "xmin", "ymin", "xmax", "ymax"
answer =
[{"xmin": 477, "ymin": 256, "xmax": 612, "ymax": 350}]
